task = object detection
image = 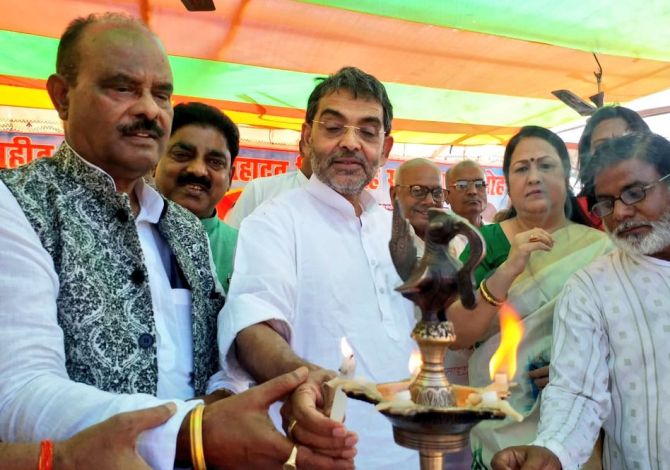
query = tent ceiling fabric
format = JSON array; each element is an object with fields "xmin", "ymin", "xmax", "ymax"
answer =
[
  {"xmin": 0, "ymin": 0, "xmax": 668, "ymax": 145},
  {"xmin": 300, "ymin": 0, "xmax": 670, "ymax": 61}
]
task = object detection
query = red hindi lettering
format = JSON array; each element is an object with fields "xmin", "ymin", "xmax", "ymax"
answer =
[
  {"xmin": 366, "ymin": 168, "xmax": 382, "ymax": 190},
  {"xmin": 0, "ymin": 142, "xmax": 9, "ymax": 169},
  {"xmin": 6, "ymin": 136, "xmax": 35, "ymax": 168},
  {"xmin": 386, "ymin": 168, "xmax": 396, "ymax": 186},
  {"xmin": 234, "ymin": 157, "xmax": 255, "ymax": 182},
  {"xmin": 485, "ymin": 169, "xmax": 506, "ymax": 196},
  {"xmin": 32, "ymin": 144, "xmax": 55, "ymax": 159},
  {"xmin": 257, "ymin": 159, "xmax": 289, "ymax": 178}
]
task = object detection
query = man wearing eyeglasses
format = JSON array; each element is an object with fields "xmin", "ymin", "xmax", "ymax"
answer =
[
  {"xmin": 390, "ymin": 158, "xmax": 445, "ymax": 242},
  {"xmin": 445, "ymin": 160, "xmax": 488, "ymax": 228},
  {"xmin": 492, "ymin": 132, "xmax": 670, "ymax": 470},
  {"xmin": 391, "ymin": 158, "xmax": 472, "ymax": 470},
  {"xmin": 219, "ymin": 67, "xmax": 418, "ymax": 469}
]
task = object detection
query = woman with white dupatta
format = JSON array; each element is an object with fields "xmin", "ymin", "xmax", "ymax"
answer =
[{"xmin": 447, "ymin": 126, "xmax": 613, "ymax": 469}]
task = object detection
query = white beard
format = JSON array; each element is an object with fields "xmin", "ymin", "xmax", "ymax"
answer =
[
  {"xmin": 312, "ymin": 147, "xmax": 379, "ymax": 196},
  {"xmin": 608, "ymin": 209, "xmax": 670, "ymax": 256}
]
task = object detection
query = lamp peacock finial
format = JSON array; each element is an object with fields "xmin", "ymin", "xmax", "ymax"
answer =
[{"xmin": 389, "ymin": 199, "xmax": 485, "ymax": 322}]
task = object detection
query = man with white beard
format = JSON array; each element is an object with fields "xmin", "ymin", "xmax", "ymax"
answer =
[{"xmin": 492, "ymin": 132, "xmax": 670, "ymax": 470}]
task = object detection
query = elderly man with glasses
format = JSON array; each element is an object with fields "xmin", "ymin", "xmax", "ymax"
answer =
[
  {"xmin": 445, "ymin": 160, "xmax": 488, "ymax": 228},
  {"xmin": 390, "ymin": 158, "xmax": 474, "ymax": 470},
  {"xmin": 390, "ymin": 158, "xmax": 445, "ymax": 242},
  {"xmin": 492, "ymin": 132, "xmax": 670, "ymax": 470}
]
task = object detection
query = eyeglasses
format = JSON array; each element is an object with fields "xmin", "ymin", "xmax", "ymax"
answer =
[
  {"xmin": 312, "ymin": 120, "xmax": 385, "ymax": 144},
  {"xmin": 591, "ymin": 172, "xmax": 670, "ymax": 218},
  {"xmin": 447, "ymin": 179, "xmax": 487, "ymax": 191},
  {"xmin": 395, "ymin": 184, "xmax": 446, "ymax": 202}
]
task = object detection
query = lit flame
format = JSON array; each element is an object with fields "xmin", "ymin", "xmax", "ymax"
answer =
[
  {"xmin": 489, "ymin": 303, "xmax": 524, "ymax": 380},
  {"xmin": 339, "ymin": 337, "xmax": 356, "ymax": 376},
  {"xmin": 408, "ymin": 349, "xmax": 422, "ymax": 377},
  {"xmin": 340, "ymin": 337, "xmax": 354, "ymax": 358}
]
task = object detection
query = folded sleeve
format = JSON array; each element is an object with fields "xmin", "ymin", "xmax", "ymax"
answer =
[{"xmin": 218, "ymin": 201, "xmax": 296, "ymax": 384}]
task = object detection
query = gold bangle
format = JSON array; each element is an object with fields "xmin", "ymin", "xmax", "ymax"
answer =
[
  {"xmin": 190, "ymin": 403, "xmax": 207, "ymax": 470},
  {"xmin": 479, "ymin": 278, "xmax": 505, "ymax": 307}
]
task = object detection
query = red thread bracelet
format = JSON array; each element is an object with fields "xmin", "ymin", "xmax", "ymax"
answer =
[{"xmin": 38, "ymin": 440, "xmax": 53, "ymax": 470}]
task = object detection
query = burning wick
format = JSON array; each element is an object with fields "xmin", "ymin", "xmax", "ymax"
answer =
[
  {"xmin": 338, "ymin": 337, "xmax": 356, "ymax": 378},
  {"xmin": 393, "ymin": 350, "xmax": 422, "ymax": 401},
  {"xmin": 494, "ymin": 373, "xmax": 508, "ymax": 387},
  {"xmin": 330, "ymin": 337, "xmax": 356, "ymax": 422},
  {"xmin": 486, "ymin": 373, "xmax": 509, "ymax": 395},
  {"xmin": 408, "ymin": 349, "xmax": 422, "ymax": 380}
]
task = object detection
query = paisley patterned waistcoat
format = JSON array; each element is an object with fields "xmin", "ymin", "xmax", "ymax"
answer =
[{"xmin": 0, "ymin": 144, "xmax": 224, "ymax": 395}]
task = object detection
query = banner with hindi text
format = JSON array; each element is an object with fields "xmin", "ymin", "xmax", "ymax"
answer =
[
  {"xmin": 228, "ymin": 146, "xmax": 508, "ymax": 218},
  {"xmin": 0, "ymin": 132, "xmax": 508, "ymax": 218},
  {"xmin": 0, "ymin": 133, "xmax": 62, "ymax": 169}
]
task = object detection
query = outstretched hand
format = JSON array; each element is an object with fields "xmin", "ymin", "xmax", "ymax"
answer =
[
  {"xmin": 55, "ymin": 403, "xmax": 177, "ymax": 470},
  {"xmin": 202, "ymin": 367, "xmax": 355, "ymax": 470},
  {"xmin": 491, "ymin": 445, "xmax": 562, "ymax": 470},
  {"xmin": 280, "ymin": 368, "xmax": 358, "ymax": 459}
]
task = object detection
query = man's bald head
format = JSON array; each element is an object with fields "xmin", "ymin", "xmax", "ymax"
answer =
[
  {"xmin": 394, "ymin": 158, "xmax": 441, "ymax": 185},
  {"xmin": 56, "ymin": 13, "xmax": 156, "ymax": 86},
  {"xmin": 445, "ymin": 160, "xmax": 485, "ymax": 185}
]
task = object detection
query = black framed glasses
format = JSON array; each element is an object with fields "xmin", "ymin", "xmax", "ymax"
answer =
[
  {"xmin": 591, "ymin": 172, "xmax": 670, "ymax": 218},
  {"xmin": 448, "ymin": 179, "xmax": 487, "ymax": 191},
  {"xmin": 312, "ymin": 120, "xmax": 385, "ymax": 144},
  {"xmin": 395, "ymin": 184, "xmax": 445, "ymax": 202}
]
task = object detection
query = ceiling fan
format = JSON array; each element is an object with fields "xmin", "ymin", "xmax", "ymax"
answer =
[
  {"xmin": 552, "ymin": 53, "xmax": 604, "ymax": 116},
  {"xmin": 181, "ymin": 0, "xmax": 216, "ymax": 11}
]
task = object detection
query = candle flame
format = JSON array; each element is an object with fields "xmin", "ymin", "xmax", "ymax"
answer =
[
  {"xmin": 408, "ymin": 349, "xmax": 422, "ymax": 377},
  {"xmin": 340, "ymin": 337, "xmax": 354, "ymax": 358},
  {"xmin": 489, "ymin": 303, "xmax": 524, "ymax": 380}
]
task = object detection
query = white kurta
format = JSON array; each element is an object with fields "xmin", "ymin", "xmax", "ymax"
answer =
[
  {"xmin": 534, "ymin": 249, "xmax": 670, "ymax": 470},
  {"xmin": 224, "ymin": 170, "xmax": 308, "ymax": 229},
  {"xmin": 0, "ymin": 156, "xmax": 219, "ymax": 470},
  {"xmin": 219, "ymin": 176, "xmax": 419, "ymax": 469}
]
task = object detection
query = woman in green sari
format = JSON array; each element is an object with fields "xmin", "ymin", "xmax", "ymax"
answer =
[{"xmin": 447, "ymin": 126, "xmax": 613, "ymax": 468}]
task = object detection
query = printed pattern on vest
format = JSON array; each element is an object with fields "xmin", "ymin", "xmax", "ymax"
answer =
[{"xmin": 0, "ymin": 143, "xmax": 223, "ymax": 395}]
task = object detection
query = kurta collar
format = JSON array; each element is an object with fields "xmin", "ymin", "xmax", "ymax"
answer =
[{"xmin": 306, "ymin": 175, "xmax": 378, "ymax": 219}]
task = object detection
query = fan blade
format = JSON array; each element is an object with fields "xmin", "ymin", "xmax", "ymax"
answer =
[
  {"xmin": 551, "ymin": 89, "xmax": 597, "ymax": 116},
  {"xmin": 590, "ymin": 91, "xmax": 604, "ymax": 108},
  {"xmin": 181, "ymin": 0, "xmax": 215, "ymax": 11}
]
